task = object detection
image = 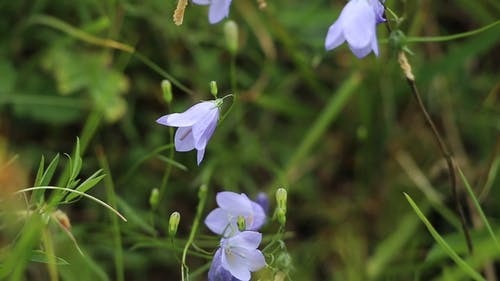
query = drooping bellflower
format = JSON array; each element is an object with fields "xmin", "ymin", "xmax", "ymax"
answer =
[
  {"xmin": 208, "ymin": 231, "xmax": 266, "ymax": 281},
  {"xmin": 192, "ymin": 0, "xmax": 233, "ymax": 24},
  {"xmin": 156, "ymin": 99, "xmax": 222, "ymax": 165},
  {"xmin": 205, "ymin": 191, "xmax": 266, "ymax": 237},
  {"xmin": 325, "ymin": 0, "xmax": 386, "ymax": 58}
]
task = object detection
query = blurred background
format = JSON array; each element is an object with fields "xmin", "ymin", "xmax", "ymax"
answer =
[{"xmin": 0, "ymin": 0, "xmax": 499, "ymax": 280}]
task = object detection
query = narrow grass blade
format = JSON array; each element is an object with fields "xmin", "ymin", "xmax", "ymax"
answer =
[{"xmin": 404, "ymin": 193, "xmax": 485, "ymax": 281}]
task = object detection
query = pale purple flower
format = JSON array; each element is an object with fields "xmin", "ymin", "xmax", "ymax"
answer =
[
  {"xmin": 156, "ymin": 100, "xmax": 221, "ymax": 165},
  {"xmin": 209, "ymin": 231, "xmax": 266, "ymax": 281},
  {"xmin": 325, "ymin": 0, "xmax": 386, "ymax": 58},
  {"xmin": 205, "ymin": 192, "xmax": 266, "ymax": 237},
  {"xmin": 193, "ymin": 0, "xmax": 233, "ymax": 24}
]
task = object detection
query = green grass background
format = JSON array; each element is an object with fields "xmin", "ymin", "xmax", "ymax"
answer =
[{"xmin": 0, "ymin": 0, "xmax": 499, "ymax": 280}]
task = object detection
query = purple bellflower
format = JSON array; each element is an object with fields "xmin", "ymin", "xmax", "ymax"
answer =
[
  {"xmin": 205, "ymin": 192, "xmax": 266, "ymax": 237},
  {"xmin": 325, "ymin": 0, "xmax": 386, "ymax": 58},
  {"xmin": 209, "ymin": 231, "xmax": 266, "ymax": 281},
  {"xmin": 156, "ymin": 99, "xmax": 222, "ymax": 165},
  {"xmin": 192, "ymin": 0, "xmax": 233, "ymax": 24}
]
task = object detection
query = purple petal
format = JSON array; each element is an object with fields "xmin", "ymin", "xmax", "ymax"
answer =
[
  {"xmin": 254, "ymin": 192, "xmax": 269, "ymax": 215},
  {"xmin": 248, "ymin": 202, "xmax": 266, "ymax": 230},
  {"xmin": 217, "ymin": 192, "xmax": 253, "ymax": 216},
  {"xmin": 208, "ymin": 0, "xmax": 232, "ymax": 24},
  {"xmin": 196, "ymin": 148, "xmax": 206, "ymax": 165},
  {"xmin": 174, "ymin": 127, "xmax": 195, "ymax": 152},
  {"xmin": 325, "ymin": 20, "xmax": 345, "ymax": 51},
  {"xmin": 222, "ymin": 252, "xmax": 251, "ymax": 281},
  {"xmin": 239, "ymin": 248, "xmax": 265, "ymax": 272},
  {"xmin": 371, "ymin": 33, "xmax": 379, "ymax": 56},
  {"xmin": 157, "ymin": 101, "xmax": 215, "ymax": 127},
  {"xmin": 371, "ymin": 0, "xmax": 386, "ymax": 24},
  {"xmin": 228, "ymin": 231, "xmax": 262, "ymax": 249},
  {"xmin": 193, "ymin": 0, "xmax": 210, "ymax": 5},
  {"xmin": 208, "ymin": 248, "xmax": 235, "ymax": 281},
  {"xmin": 349, "ymin": 42, "xmax": 374, "ymax": 58},
  {"xmin": 205, "ymin": 208, "xmax": 232, "ymax": 235},
  {"xmin": 341, "ymin": 0, "xmax": 375, "ymax": 49},
  {"xmin": 193, "ymin": 107, "xmax": 219, "ymax": 150}
]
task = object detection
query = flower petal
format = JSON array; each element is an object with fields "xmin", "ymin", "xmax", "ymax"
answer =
[
  {"xmin": 208, "ymin": 0, "xmax": 232, "ymax": 24},
  {"xmin": 196, "ymin": 148, "xmax": 206, "ymax": 165},
  {"xmin": 193, "ymin": 107, "xmax": 219, "ymax": 150},
  {"xmin": 248, "ymin": 202, "xmax": 266, "ymax": 230},
  {"xmin": 208, "ymin": 248, "xmax": 235, "ymax": 281},
  {"xmin": 217, "ymin": 192, "xmax": 253, "ymax": 216},
  {"xmin": 193, "ymin": 0, "xmax": 210, "ymax": 5},
  {"xmin": 341, "ymin": 0, "xmax": 375, "ymax": 49},
  {"xmin": 174, "ymin": 127, "xmax": 195, "ymax": 152},
  {"xmin": 157, "ymin": 101, "xmax": 215, "ymax": 127},
  {"xmin": 229, "ymin": 231, "xmax": 262, "ymax": 249},
  {"xmin": 325, "ymin": 20, "xmax": 345, "ymax": 51},
  {"xmin": 240, "ymin": 248, "xmax": 266, "ymax": 272},
  {"xmin": 349, "ymin": 41, "xmax": 374, "ymax": 58},
  {"xmin": 222, "ymin": 250, "xmax": 251, "ymax": 281},
  {"xmin": 205, "ymin": 208, "xmax": 232, "ymax": 235}
]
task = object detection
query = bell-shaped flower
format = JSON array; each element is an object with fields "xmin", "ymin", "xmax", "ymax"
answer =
[
  {"xmin": 209, "ymin": 231, "xmax": 266, "ymax": 281},
  {"xmin": 156, "ymin": 99, "xmax": 221, "ymax": 165},
  {"xmin": 205, "ymin": 192, "xmax": 266, "ymax": 237},
  {"xmin": 193, "ymin": 0, "xmax": 233, "ymax": 24},
  {"xmin": 325, "ymin": 0, "xmax": 385, "ymax": 58}
]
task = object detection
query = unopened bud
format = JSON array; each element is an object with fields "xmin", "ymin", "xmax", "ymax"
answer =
[
  {"xmin": 224, "ymin": 20, "xmax": 238, "ymax": 55},
  {"xmin": 276, "ymin": 188, "xmax": 287, "ymax": 210},
  {"xmin": 149, "ymin": 188, "xmax": 160, "ymax": 209},
  {"xmin": 237, "ymin": 215, "xmax": 246, "ymax": 231},
  {"xmin": 210, "ymin": 81, "xmax": 218, "ymax": 97},
  {"xmin": 168, "ymin": 211, "xmax": 181, "ymax": 237},
  {"xmin": 276, "ymin": 207, "xmax": 286, "ymax": 226},
  {"xmin": 161, "ymin": 80, "xmax": 173, "ymax": 104}
]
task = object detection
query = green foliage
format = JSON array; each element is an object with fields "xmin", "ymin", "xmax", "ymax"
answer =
[{"xmin": 1, "ymin": 0, "xmax": 499, "ymax": 280}]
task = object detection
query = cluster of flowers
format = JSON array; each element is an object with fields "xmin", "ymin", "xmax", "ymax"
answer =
[
  {"xmin": 192, "ymin": 0, "xmax": 386, "ymax": 58},
  {"xmin": 204, "ymin": 191, "xmax": 268, "ymax": 281},
  {"xmin": 155, "ymin": 1, "xmax": 387, "ymax": 280}
]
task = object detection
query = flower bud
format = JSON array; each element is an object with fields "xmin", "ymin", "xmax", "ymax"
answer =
[
  {"xmin": 161, "ymin": 80, "xmax": 173, "ymax": 104},
  {"xmin": 168, "ymin": 211, "xmax": 181, "ymax": 237},
  {"xmin": 149, "ymin": 188, "xmax": 160, "ymax": 209},
  {"xmin": 275, "ymin": 188, "xmax": 287, "ymax": 211},
  {"xmin": 237, "ymin": 215, "xmax": 246, "ymax": 231},
  {"xmin": 209, "ymin": 81, "xmax": 218, "ymax": 97},
  {"xmin": 276, "ymin": 207, "xmax": 286, "ymax": 226},
  {"xmin": 224, "ymin": 20, "xmax": 238, "ymax": 55}
]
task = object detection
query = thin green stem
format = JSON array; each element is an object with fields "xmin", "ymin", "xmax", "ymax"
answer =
[
  {"xmin": 42, "ymin": 228, "xmax": 59, "ymax": 281},
  {"xmin": 405, "ymin": 20, "xmax": 500, "ymax": 43},
  {"xmin": 383, "ymin": 10, "xmax": 473, "ymax": 253},
  {"xmin": 97, "ymin": 148, "xmax": 125, "ymax": 281},
  {"xmin": 181, "ymin": 185, "xmax": 208, "ymax": 281}
]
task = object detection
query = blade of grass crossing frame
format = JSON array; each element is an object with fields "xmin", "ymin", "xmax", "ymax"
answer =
[{"xmin": 404, "ymin": 193, "xmax": 485, "ymax": 281}]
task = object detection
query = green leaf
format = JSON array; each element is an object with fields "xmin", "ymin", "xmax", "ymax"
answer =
[
  {"xmin": 65, "ymin": 170, "xmax": 105, "ymax": 202},
  {"xmin": 30, "ymin": 250, "xmax": 69, "ymax": 265}
]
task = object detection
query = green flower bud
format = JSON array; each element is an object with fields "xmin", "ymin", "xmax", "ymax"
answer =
[
  {"xmin": 224, "ymin": 20, "xmax": 238, "ymax": 55},
  {"xmin": 237, "ymin": 215, "xmax": 246, "ymax": 231},
  {"xmin": 168, "ymin": 211, "xmax": 181, "ymax": 237},
  {"xmin": 276, "ymin": 188, "xmax": 287, "ymax": 211},
  {"xmin": 161, "ymin": 80, "xmax": 173, "ymax": 104},
  {"xmin": 210, "ymin": 81, "xmax": 218, "ymax": 97},
  {"xmin": 276, "ymin": 207, "xmax": 286, "ymax": 226},
  {"xmin": 149, "ymin": 188, "xmax": 160, "ymax": 209}
]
